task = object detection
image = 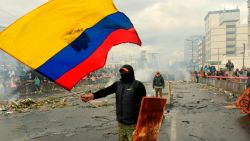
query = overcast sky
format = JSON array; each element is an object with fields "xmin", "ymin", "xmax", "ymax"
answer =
[{"xmin": 0, "ymin": 0, "xmax": 248, "ymax": 66}]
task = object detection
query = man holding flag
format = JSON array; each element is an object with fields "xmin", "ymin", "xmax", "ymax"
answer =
[
  {"xmin": 81, "ymin": 64, "xmax": 146, "ymax": 141},
  {"xmin": 0, "ymin": 0, "xmax": 145, "ymax": 140}
]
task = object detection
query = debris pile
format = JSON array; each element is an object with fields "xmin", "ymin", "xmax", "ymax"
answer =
[
  {"xmin": 0, "ymin": 84, "xmax": 111, "ymax": 115},
  {"xmin": 0, "ymin": 96, "xmax": 79, "ymax": 114},
  {"xmin": 9, "ymin": 98, "xmax": 37, "ymax": 112}
]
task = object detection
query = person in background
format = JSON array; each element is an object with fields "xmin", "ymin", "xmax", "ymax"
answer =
[
  {"xmin": 33, "ymin": 76, "xmax": 41, "ymax": 93},
  {"xmin": 80, "ymin": 64, "xmax": 146, "ymax": 141},
  {"xmin": 203, "ymin": 65, "xmax": 209, "ymax": 78},
  {"xmin": 153, "ymin": 71, "xmax": 165, "ymax": 97},
  {"xmin": 234, "ymin": 68, "xmax": 240, "ymax": 77},
  {"xmin": 194, "ymin": 71, "xmax": 199, "ymax": 83},
  {"xmin": 210, "ymin": 65, "xmax": 216, "ymax": 76},
  {"xmin": 225, "ymin": 59, "xmax": 234, "ymax": 77}
]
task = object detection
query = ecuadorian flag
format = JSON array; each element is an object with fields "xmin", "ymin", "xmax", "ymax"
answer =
[{"xmin": 0, "ymin": 0, "xmax": 141, "ymax": 90}]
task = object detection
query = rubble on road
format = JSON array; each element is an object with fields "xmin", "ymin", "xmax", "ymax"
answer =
[
  {"xmin": 88, "ymin": 100, "xmax": 110, "ymax": 108},
  {"xmin": 0, "ymin": 92, "xmax": 115, "ymax": 115},
  {"xmin": 0, "ymin": 96, "xmax": 79, "ymax": 114}
]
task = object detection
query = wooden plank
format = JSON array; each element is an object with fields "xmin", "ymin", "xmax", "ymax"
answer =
[{"xmin": 133, "ymin": 97, "xmax": 166, "ymax": 141}]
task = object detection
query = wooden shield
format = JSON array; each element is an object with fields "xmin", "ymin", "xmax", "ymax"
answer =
[
  {"xmin": 235, "ymin": 87, "xmax": 250, "ymax": 114},
  {"xmin": 133, "ymin": 97, "xmax": 166, "ymax": 141}
]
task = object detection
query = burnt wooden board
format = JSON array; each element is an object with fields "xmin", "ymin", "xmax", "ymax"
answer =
[{"xmin": 133, "ymin": 97, "xmax": 166, "ymax": 141}]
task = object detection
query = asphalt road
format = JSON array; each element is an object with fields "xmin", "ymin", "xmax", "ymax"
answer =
[
  {"xmin": 0, "ymin": 82, "xmax": 249, "ymax": 141},
  {"xmin": 163, "ymin": 82, "xmax": 250, "ymax": 141}
]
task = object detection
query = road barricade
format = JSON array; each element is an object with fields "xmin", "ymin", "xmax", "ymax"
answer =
[
  {"xmin": 199, "ymin": 76, "xmax": 247, "ymax": 95},
  {"xmin": 196, "ymin": 75, "xmax": 250, "ymax": 114}
]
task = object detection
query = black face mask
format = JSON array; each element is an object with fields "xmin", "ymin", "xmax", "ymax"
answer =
[
  {"xmin": 119, "ymin": 64, "xmax": 135, "ymax": 83},
  {"xmin": 120, "ymin": 73, "xmax": 134, "ymax": 83}
]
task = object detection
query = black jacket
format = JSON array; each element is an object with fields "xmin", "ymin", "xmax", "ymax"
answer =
[
  {"xmin": 225, "ymin": 62, "xmax": 234, "ymax": 71},
  {"xmin": 153, "ymin": 75, "xmax": 165, "ymax": 88},
  {"xmin": 93, "ymin": 80, "xmax": 146, "ymax": 124},
  {"xmin": 93, "ymin": 64, "xmax": 146, "ymax": 125}
]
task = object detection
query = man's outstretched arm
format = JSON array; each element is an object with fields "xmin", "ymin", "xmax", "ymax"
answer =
[{"xmin": 80, "ymin": 82, "xmax": 117, "ymax": 102}]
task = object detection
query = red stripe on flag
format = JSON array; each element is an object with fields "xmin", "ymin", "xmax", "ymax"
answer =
[{"xmin": 56, "ymin": 28, "xmax": 141, "ymax": 90}]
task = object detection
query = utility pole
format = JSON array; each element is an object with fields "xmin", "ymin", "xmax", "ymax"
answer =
[
  {"xmin": 243, "ymin": 43, "xmax": 246, "ymax": 68},
  {"xmin": 192, "ymin": 40, "xmax": 195, "ymax": 71},
  {"xmin": 217, "ymin": 48, "xmax": 220, "ymax": 70},
  {"xmin": 187, "ymin": 39, "xmax": 195, "ymax": 71}
]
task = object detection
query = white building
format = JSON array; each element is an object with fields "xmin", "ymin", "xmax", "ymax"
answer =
[
  {"xmin": 197, "ymin": 36, "xmax": 205, "ymax": 68},
  {"xmin": 184, "ymin": 35, "xmax": 203, "ymax": 71},
  {"xmin": 204, "ymin": 9, "xmax": 249, "ymax": 69}
]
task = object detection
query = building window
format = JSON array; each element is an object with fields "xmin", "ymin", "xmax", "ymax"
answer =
[
  {"xmin": 226, "ymin": 25, "xmax": 236, "ymax": 28},
  {"xmin": 226, "ymin": 38, "xmax": 235, "ymax": 41},
  {"xmin": 226, "ymin": 31, "xmax": 236, "ymax": 34},
  {"xmin": 226, "ymin": 28, "xmax": 236, "ymax": 32},
  {"xmin": 227, "ymin": 34, "xmax": 236, "ymax": 38},
  {"xmin": 226, "ymin": 50, "xmax": 235, "ymax": 55},
  {"xmin": 226, "ymin": 41, "xmax": 236, "ymax": 46},
  {"xmin": 226, "ymin": 45, "xmax": 235, "ymax": 48},
  {"xmin": 226, "ymin": 47, "xmax": 236, "ymax": 55}
]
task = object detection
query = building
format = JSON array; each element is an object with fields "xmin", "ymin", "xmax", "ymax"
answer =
[
  {"xmin": 197, "ymin": 36, "xmax": 205, "ymax": 68},
  {"xmin": 184, "ymin": 35, "xmax": 203, "ymax": 71},
  {"xmin": 204, "ymin": 9, "xmax": 249, "ymax": 69},
  {"xmin": 248, "ymin": 0, "xmax": 250, "ymax": 26}
]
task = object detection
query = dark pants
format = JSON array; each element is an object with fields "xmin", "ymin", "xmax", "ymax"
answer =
[
  {"xmin": 155, "ymin": 88, "xmax": 162, "ymax": 97},
  {"xmin": 196, "ymin": 76, "xmax": 199, "ymax": 83}
]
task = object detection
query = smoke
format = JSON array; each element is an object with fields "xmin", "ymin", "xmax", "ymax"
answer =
[
  {"xmin": 134, "ymin": 60, "xmax": 191, "ymax": 83},
  {"xmin": 167, "ymin": 61, "xmax": 191, "ymax": 81},
  {"xmin": 0, "ymin": 27, "xmax": 21, "ymax": 101},
  {"xmin": 107, "ymin": 44, "xmax": 191, "ymax": 83},
  {"xmin": 0, "ymin": 51, "xmax": 22, "ymax": 101},
  {"xmin": 104, "ymin": 76, "xmax": 119, "ymax": 88},
  {"xmin": 135, "ymin": 69, "xmax": 155, "ymax": 83},
  {"xmin": 0, "ymin": 81, "xmax": 4, "ymax": 99},
  {"xmin": 0, "ymin": 77, "xmax": 20, "ymax": 101}
]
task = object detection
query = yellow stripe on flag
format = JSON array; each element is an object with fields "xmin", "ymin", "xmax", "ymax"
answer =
[{"xmin": 0, "ymin": 0, "xmax": 117, "ymax": 69}]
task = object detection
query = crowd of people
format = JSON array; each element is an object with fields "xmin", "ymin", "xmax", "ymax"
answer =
[
  {"xmin": 194, "ymin": 60, "xmax": 250, "ymax": 88},
  {"xmin": 0, "ymin": 64, "xmax": 121, "ymax": 97},
  {"xmin": 0, "ymin": 65, "xmax": 59, "ymax": 96},
  {"xmin": 196, "ymin": 60, "xmax": 249, "ymax": 78}
]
